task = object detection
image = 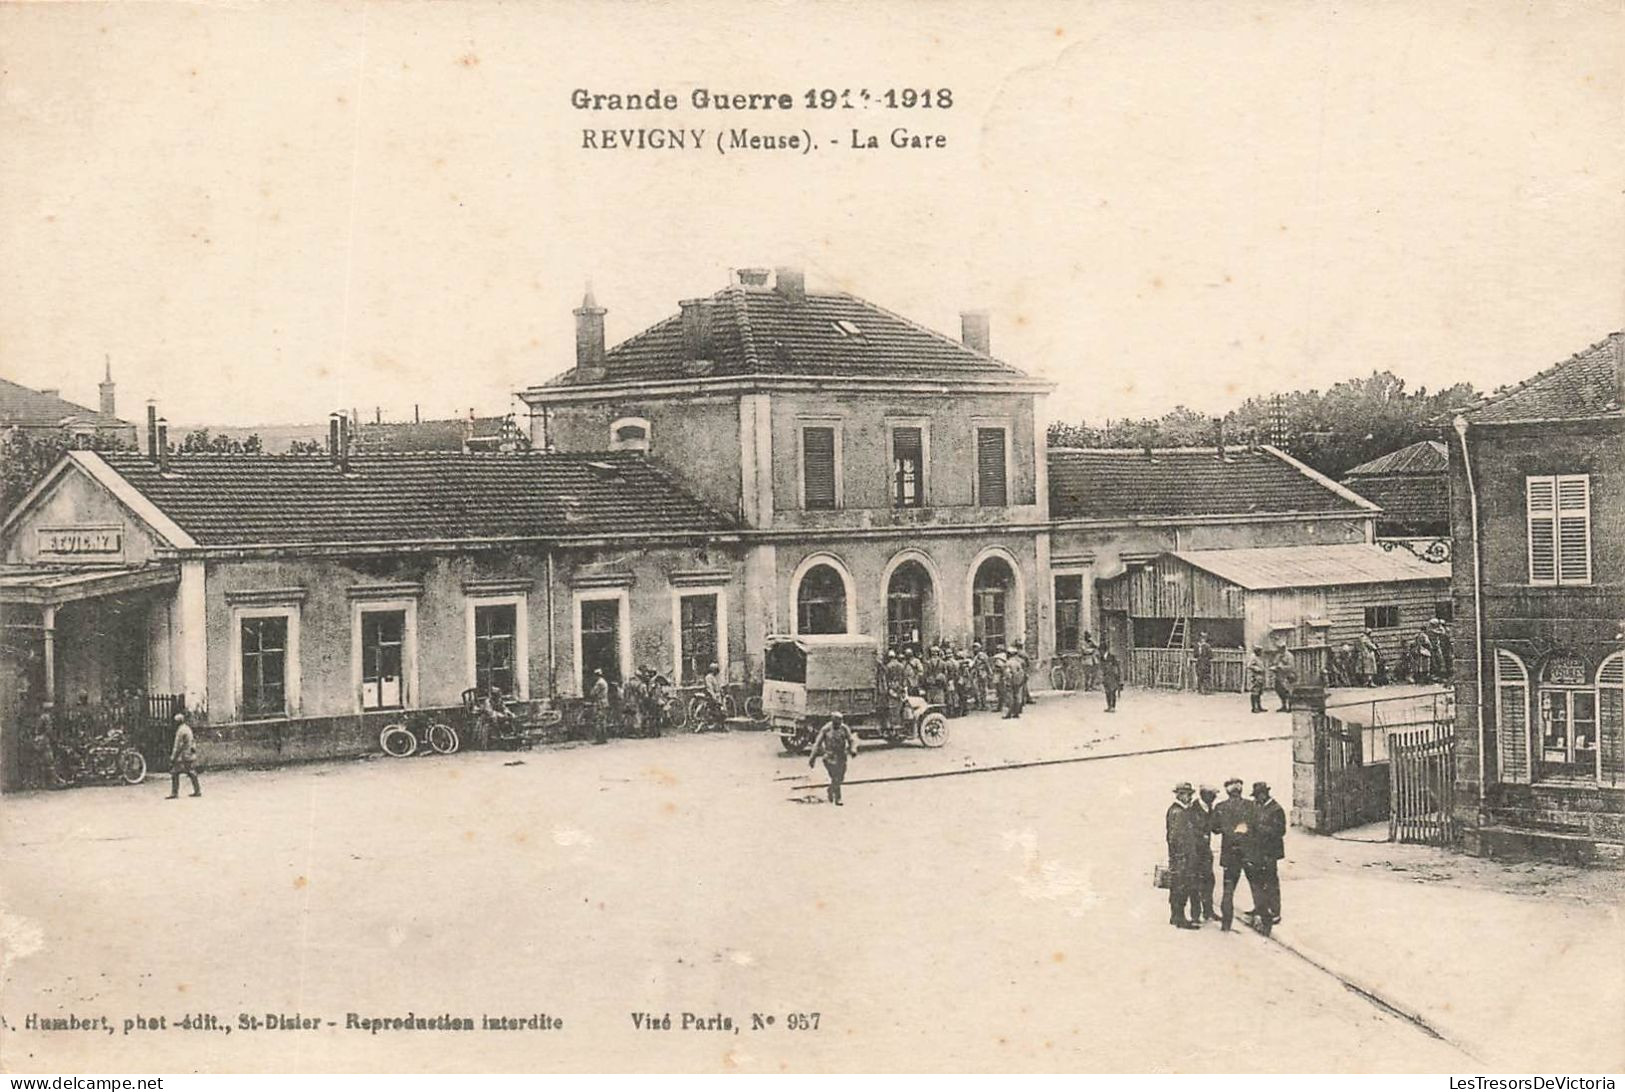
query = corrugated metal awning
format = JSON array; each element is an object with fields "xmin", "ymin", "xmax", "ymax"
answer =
[{"xmin": 1169, "ymin": 544, "xmax": 1450, "ymax": 591}]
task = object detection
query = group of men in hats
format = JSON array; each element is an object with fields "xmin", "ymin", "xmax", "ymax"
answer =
[{"xmin": 1164, "ymin": 778, "xmax": 1285, "ymax": 934}]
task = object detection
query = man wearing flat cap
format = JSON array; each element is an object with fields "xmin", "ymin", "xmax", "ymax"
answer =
[
  {"xmin": 1245, "ymin": 781, "xmax": 1287, "ymax": 933},
  {"xmin": 1187, "ymin": 785, "xmax": 1220, "ymax": 923},
  {"xmin": 1164, "ymin": 782, "xmax": 1201, "ymax": 929},
  {"xmin": 1213, "ymin": 778, "xmax": 1255, "ymax": 931}
]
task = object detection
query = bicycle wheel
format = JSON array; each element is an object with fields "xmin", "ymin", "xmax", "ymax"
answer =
[
  {"xmin": 721, "ymin": 694, "xmax": 739, "ymax": 718},
  {"xmin": 1050, "ymin": 664, "xmax": 1067, "ymax": 691},
  {"xmin": 118, "ymin": 749, "xmax": 147, "ymax": 785},
  {"xmin": 744, "ymin": 696, "xmax": 764, "ymax": 720},
  {"xmin": 379, "ymin": 724, "xmax": 417, "ymax": 758},
  {"xmin": 666, "ymin": 699, "xmax": 689, "ymax": 731},
  {"xmin": 427, "ymin": 723, "xmax": 459, "ymax": 754},
  {"xmin": 687, "ymin": 697, "xmax": 710, "ymax": 729}
]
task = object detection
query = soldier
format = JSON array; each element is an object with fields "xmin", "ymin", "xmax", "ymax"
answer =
[
  {"xmin": 1411, "ymin": 628, "xmax": 1434, "ymax": 684},
  {"xmin": 1013, "ymin": 637, "xmax": 1035, "ymax": 706},
  {"xmin": 883, "ymin": 650, "xmax": 909, "ymax": 728},
  {"xmin": 1079, "ymin": 631, "xmax": 1100, "ymax": 691},
  {"xmin": 1188, "ymin": 785, "xmax": 1220, "ymax": 922},
  {"xmin": 166, "ymin": 712, "xmax": 201, "ymax": 799},
  {"xmin": 1247, "ymin": 781, "xmax": 1287, "ymax": 933},
  {"xmin": 808, "ymin": 711, "xmax": 858, "ymax": 806},
  {"xmin": 1193, "ymin": 633, "xmax": 1214, "ymax": 694},
  {"xmin": 1005, "ymin": 645, "xmax": 1027, "ymax": 719},
  {"xmin": 1431, "ymin": 617, "xmax": 1454, "ymax": 681},
  {"xmin": 696, "ymin": 661, "xmax": 726, "ymax": 731},
  {"xmin": 1165, "ymin": 782, "xmax": 1201, "ymax": 929},
  {"xmin": 1357, "ymin": 629, "xmax": 1379, "ymax": 687},
  {"xmin": 1272, "ymin": 646, "xmax": 1297, "ymax": 712},
  {"xmin": 29, "ymin": 711, "xmax": 68, "ymax": 790},
  {"xmin": 588, "ymin": 668, "xmax": 611, "ymax": 744},
  {"xmin": 621, "ymin": 670, "xmax": 647, "ymax": 737},
  {"xmin": 1245, "ymin": 646, "xmax": 1267, "ymax": 714},
  {"xmin": 970, "ymin": 643, "xmax": 990, "ymax": 710},
  {"xmin": 1213, "ymin": 778, "xmax": 1255, "ymax": 932},
  {"xmin": 1099, "ymin": 645, "xmax": 1123, "ymax": 712}
]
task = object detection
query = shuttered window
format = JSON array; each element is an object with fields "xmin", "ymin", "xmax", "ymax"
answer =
[
  {"xmin": 976, "ymin": 427, "xmax": 1007, "ymax": 506},
  {"xmin": 1494, "ymin": 649, "xmax": 1530, "ymax": 785},
  {"xmin": 1527, "ymin": 474, "xmax": 1591, "ymax": 585},
  {"xmin": 802, "ymin": 427, "xmax": 836, "ymax": 510},
  {"xmin": 1600, "ymin": 653, "xmax": 1624, "ymax": 787},
  {"xmin": 892, "ymin": 427, "xmax": 923, "ymax": 507}
]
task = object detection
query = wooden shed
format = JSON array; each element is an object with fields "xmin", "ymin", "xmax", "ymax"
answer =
[{"xmin": 1096, "ymin": 543, "xmax": 1451, "ymax": 690}]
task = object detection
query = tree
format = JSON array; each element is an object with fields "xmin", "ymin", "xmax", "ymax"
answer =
[{"xmin": 1, "ymin": 429, "xmax": 131, "ymax": 521}]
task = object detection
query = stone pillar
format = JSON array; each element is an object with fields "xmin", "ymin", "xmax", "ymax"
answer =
[
  {"xmin": 1290, "ymin": 682, "xmax": 1328, "ymax": 832},
  {"xmin": 742, "ymin": 544, "xmax": 778, "ymax": 685},
  {"xmin": 177, "ymin": 560, "xmax": 208, "ymax": 715},
  {"xmin": 40, "ymin": 604, "xmax": 57, "ymax": 709}
]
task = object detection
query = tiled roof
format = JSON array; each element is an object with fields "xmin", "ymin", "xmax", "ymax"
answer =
[
  {"xmin": 93, "ymin": 451, "xmax": 734, "ymax": 547},
  {"xmin": 544, "ymin": 283, "xmax": 1030, "ymax": 386},
  {"xmin": 1340, "ymin": 475, "xmax": 1448, "ymax": 529},
  {"xmin": 1171, "ymin": 544, "xmax": 1450, "ymax": 590},
  {"xmin": 1047, "ymin": 446, "xmax": 1374, "ymax": 520},
  {"xmin": 1344, "ymin": 440, "xmax": 1448, "ymax": 477},
  {"xmin": 1463, "ymin": 333, "xmax": 1623, "ymax": 424},
  {"xmin": 0, "ymin": 377, "xmax": 130, "ymax": 430}
]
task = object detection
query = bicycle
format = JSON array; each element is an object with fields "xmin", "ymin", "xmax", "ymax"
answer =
[
  {"xmin": 1049, "ymin": 655, "xmax": 1080, "ymax": 691},
  {"xmin": 379, "ymin": 715, "xmax": 460, "ymax": 758},
  {"xmin": 57, "ymin": 727, "xmax": 147, "ymax": 786}
]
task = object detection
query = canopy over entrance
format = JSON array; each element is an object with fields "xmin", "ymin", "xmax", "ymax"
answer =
[{"xmin": 0, "ymin": 563, "xmax": 179, "ymax": 607}]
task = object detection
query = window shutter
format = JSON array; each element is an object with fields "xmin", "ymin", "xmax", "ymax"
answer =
[
  {"xmin": 1601, "ymin": 653, "xmax": 1624, "ymax": 787},
  {"xmin": 803, "ymin": 427, "xmax": 836, "ymax": 509},
  {"xmin": 1494, "ymin": 649, "xmax": 1530, "ymax": 784},
  {"xmin": 1555, "ymin": 474, "xmax": 1591, "ymax": 585},
  {"xmin": 1526, "ymin": 476, "xmax": 1557, "ymax": 585},
  {"xmin": 976, "ymin": 428, "xmax": 1007, "ymax": 506}
]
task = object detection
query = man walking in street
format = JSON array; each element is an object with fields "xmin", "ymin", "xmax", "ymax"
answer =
[
  {"xmin": 1245, "ymin": 646, "xmax": 1267, "ymax": 713},
  {"xmin": 166, "ymin": 712, "xmax": 201, "ymax": 799},
  {"xmin": 1193, "ymin": 633, "xmax": 1214, "ymax": 695},
  {"xmin": 1214, "ymin": 778, "xmax": 1254, "ymax": 931},
  {"xmin": 808, "ymin": 711, "xmax": 857, "ymax": 806},
  {"xmin": 1080, "ymin": 631, "xmax": 1099, "ymax": 691},
  {"xmin": 1246, "ymin": 781, "xmax": 1287, "ymax": 934},
  {"xmin": 1100, "ymin": 646, "xmax": 1123, "ymax": 712},
  {"xmin": 588, "ymin": 668, "xmax": 611, "ymax": 744},
  {"xmin": 1013, "ymin": 638, "xmax": 1035, "ymax": 706},
  {"xmin": 1005, "ymin": 644, "xmax": 1027, "ymax": 719},
  {"xmin": 1165, "ymin": 782, "xmax": 1201, "ymax": 929},
  {"xmin": 1188, "ymin": 785, "xmax": 1220, "ymax": 923}
]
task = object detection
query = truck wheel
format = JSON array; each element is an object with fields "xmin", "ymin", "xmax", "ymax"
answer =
[{"xmin": 917, "ymin": 712, "xmax": 948, "ymax": 748}]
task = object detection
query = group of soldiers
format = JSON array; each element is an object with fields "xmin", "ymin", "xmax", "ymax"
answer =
[
  {"xmin": 1164, "ymin": 778, "xmax": 1286, "ymax": 934},
  {"xmin": 879, "ymin": 638, "xmax": 1033, "ymax": 723},
  {"xmin": 1327, "ymin": 618, "xmax": 1453, "ymax": 688}
]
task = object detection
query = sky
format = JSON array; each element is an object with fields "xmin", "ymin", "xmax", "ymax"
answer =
[{"xmin": 1, "ymin": 0, "xmax": 1621, "ymax": 430}]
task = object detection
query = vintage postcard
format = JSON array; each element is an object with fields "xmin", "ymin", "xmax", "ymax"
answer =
[{"xmin": 1, "ymin": 0, "xmax": 1621, "ymax": 1077}]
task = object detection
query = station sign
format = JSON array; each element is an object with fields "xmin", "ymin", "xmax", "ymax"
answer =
[{"xmin": 37, "ymin": 525, "xmax": 124, "ymax": 559}]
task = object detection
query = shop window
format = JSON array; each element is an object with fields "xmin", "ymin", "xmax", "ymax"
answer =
[
  {"xmin": 1537, "ymin": 655, "xmax": 1599, "ymax": 781},
  {"xmin": 241, "ymin": 616, "xmax": 288, "ymax": 718},
  {"xmin": 474, "ymin": 603, "xmax": 518, "ymax": 697},
  {"xmin": 796, "ymin": 564, "xmax": 847, "ymax": 635},
  {"xmin": 1364, "ymin": 604, "xmax": 1400, "ymax": 630}
]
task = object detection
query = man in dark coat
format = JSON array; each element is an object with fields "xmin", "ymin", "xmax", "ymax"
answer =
[
  {"xmin": 1246, "ymin": 781, "xmax": 1287, "ymax": 933},
  {"xmin": 1164, "ymin": 782, "xmax": 1201, "ymax": 929},
  {"xmin": 1100, "ymin": 646, "xmax": 1123, "ymax": 712},
  {"xmin": 1213, "ymin": 778, "xmax": 1255, "ymax": 931},
  {"xmin": 808, "ymin": 711, "xmax": 858, "ymax": 806},
  {"xmin": 1187, "ymin": 785, "xmax": 1220, "ymax": 922}
]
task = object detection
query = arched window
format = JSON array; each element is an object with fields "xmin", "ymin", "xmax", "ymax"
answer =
[
  {"xmin": 972, "ymin": 557, "xmax": 1015, "ymax": 651},
  {"xmin": 886, "ymin": 560, "xmax": 934, "ymax": 651},
  {"xmin": 796, "ymin": 564, "xmax": 848, "ymax": 635},
  {"xmin": 609, "ymin": 417, "xmax": 650, "ymax": 453}
]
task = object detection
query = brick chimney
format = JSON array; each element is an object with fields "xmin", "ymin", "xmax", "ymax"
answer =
[
  {"xmin": 156, "ymin": 418, "xmax": 170, "ymax": 474},
  {"xmin": 573, "ymin": 284, "xmax": 607, "ymax": 383},
  {"xmin": 961, "ymin": 310, "xmax": 990, "ymax": 355},
  {"xmin": 680, "ymin": 299, "xmax": 714, "ymax": 363},
  {"xmin": 774, "ymin": 266, "xmax": 805, "ymax": 304},
  {"xmin": 736, "ymin": 267, "xmax": 770, "ymax": 288},
  {"xmin": 146, "ymin": 400, "xmax": 159, "ymax": 461},
  {"xmin": 99, "ymin": 355, "xmax": 116, "ymax": 417}
]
